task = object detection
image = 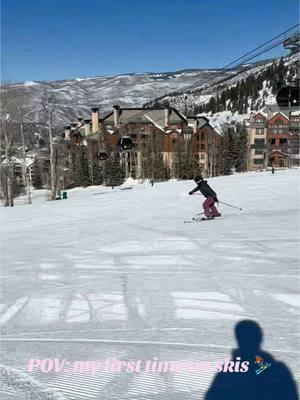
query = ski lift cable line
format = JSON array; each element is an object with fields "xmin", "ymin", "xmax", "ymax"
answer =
[
  {"xmin": 108, "ymin": 24, "xmax": 299, "ymax": 131},
  {"xmin": 184, "ymin": 37, "xmax": 295, "ymax": 94},
  {"xmin": 70, "ymin": 26, "xmax": 299, "ymax": 137},
  {"xmin": 165, "ymin": 31, "xmax": 297, "ymax": 111},
  {"xmin": 112, "ymin": 33, "xmax": 297, "ymax": 132},
  {"xmin": 167, "ymin": 36, "xmax": 288, "ymax": 106},
  {"xmin": 181, "ymin": 24, "xmax": 300, "ymax": 94},
  {"xmin": 68, "ymin": 24, "xmax": 298, "ymax": 137},
  {"xmin": 184, "ymin": 36, "xmax": 294, "ymax": 108},
  {"xmin": 113, "ymin": 34, "xmax": 296, "ymax": 133}
]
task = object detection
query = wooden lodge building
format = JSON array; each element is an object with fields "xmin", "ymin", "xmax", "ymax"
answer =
[
  {"xmin": 249, "ymin": 106, "xmax": 300, "ymax": 170},
  {"xmin": 63, "ymin": 105, "xmax": 223, "ymax": 181}
]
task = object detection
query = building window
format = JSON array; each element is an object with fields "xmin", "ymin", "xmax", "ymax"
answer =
[
  {"xmin": 290, "ymin": 127, "xmax": 300, "ymax": 134},
  {"xmin": 269, "ymin": 122, "xmax": 288, "ymax": 130},
  {"xmin": 270, "ymin": 127, "xmax": 288, "ymax": 134},
  {"xmin": 201, "ymin": 144, "xmax": 205, "ymax": 150},
  {"xmin": 200, "ymin": 153, "xmax": 205, "ymax": 159},
  {"xmin": 254, "ymin": 139, "xmax": 265, "ymax": 145},
  {"xmin": 254, "ymin": 159, "xmax": 263, "ymax": 164},
  {"xmin": 256, "ymin": 128, "xmax": 264, "ymax": 135},
  {"xmin": 255, "ymin": 149, "xmax": 264, "ymax": 155},
  {"xmin": 291, "ymin": 137, "xmax": 300, "ymax": 146},
  {"xmin": 291, "ymin": 117, "xmax": 299, "ymax": 122},
  {"xmin": 254, "ymin": 118, "xmax": 264, "ymax": 124}
]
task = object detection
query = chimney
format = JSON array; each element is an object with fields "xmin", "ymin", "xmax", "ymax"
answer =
[
  {"xmin": 113, "ymin": 105, "xmax": 120, "ymax": 127},
  {"xmin": 193, "ymin": 119, "xmax": 198, "ymax": 133},
  {"xmin": 70, "ymin": 123, "xmax": 77, "ymax": 131},
  {"xmin": 91, "ymin": 107, "xmax": 99, "ymax": 133},
  {"xmin": 84, "ymin": 119, "xmax": 91, "ymax": 136},
  {"xmin": 64, "ymin": 125, "xmax": 71, "ymax": 140},
  {"xmin": 164, "ymin": 108, "xmax": 170, "ymax": 127},
  {"xmin": 77, "ymin": 117, "xmax": 83, "ymax": 127}
]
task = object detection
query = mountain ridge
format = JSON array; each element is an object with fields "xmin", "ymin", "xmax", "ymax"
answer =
[{"xmin": 2, "ymin": 55, "xmax": 297, "ymax": 132}]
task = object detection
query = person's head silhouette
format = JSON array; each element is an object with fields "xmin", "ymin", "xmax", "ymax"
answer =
[
  {"xmin": 234, "ymin": 320, "xmax": 263, "ymax": 356},
  {"xmin": 205, "ymin": 320, "xmax": 299, "ymax": 400}
]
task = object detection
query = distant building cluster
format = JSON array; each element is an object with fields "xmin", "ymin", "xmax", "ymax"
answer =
[
  {"xmin": 1, "ymin": 103, "xmax": 299, "ymax": 199},
  {"xmin": 61, "ymin": 105, "xmax": 223, "ymax": 187},
  {"xmin": 249, "ymin": 107, "xmax": 300, "ymax": 170}
]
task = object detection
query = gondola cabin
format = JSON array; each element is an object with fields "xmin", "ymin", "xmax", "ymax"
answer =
[
  {"xmin": 276, "ymin": 85, "xmax": 299, "ymax": 108},
  {"xmin": 117, "ymin": 136, "xmax": 134, "ymax": 151},
  {"xmin": 98, "ymin": 150, "xmax": 108, "ymax": 161}
]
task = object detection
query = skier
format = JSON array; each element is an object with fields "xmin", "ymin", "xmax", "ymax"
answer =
[{"xmin": 189, "ymin": 176, "xmax": 221, "ymax": 220}]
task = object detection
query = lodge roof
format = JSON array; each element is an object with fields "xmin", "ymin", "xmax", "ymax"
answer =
[
  {"xmin": 263, "ymin": 105, "xmax": 290, "ymax": 119},
  {"xmin": 101, "ymin": 107, "xmax": 187, "ymax": 128},
  {"xmin": 67, "ymin": 106, "xmax": 221, "ymax": 139},
  {"xmin": 268, "ymin": 111, "xmax": 290, "ymax": 123}
]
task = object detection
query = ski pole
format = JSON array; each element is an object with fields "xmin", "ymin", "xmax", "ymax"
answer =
[
  {"xmin": 218, "ymin": 201, "xmax": 242, "ymax": 211},
  {"xmin": 193, "ymin": 193, "xmax": 242, "ymax": 211}
]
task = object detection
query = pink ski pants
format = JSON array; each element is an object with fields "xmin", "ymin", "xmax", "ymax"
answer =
[{"xmin": 203, "ymin": 197, "xmax": 220, "ymax": 218}]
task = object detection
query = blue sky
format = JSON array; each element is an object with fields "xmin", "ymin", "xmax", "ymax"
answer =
[{"xmin": 1, "ymin": 0, "xmax": 299, "ymax": 82}]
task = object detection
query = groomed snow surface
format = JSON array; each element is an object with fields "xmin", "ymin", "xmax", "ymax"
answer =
[{"xmin": 1, "ymin": 170, "xmax": 300, "ymax": 399}]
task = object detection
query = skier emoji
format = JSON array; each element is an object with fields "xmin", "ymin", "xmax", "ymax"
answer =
[
  {"xmin": 255, "ymin": 356, "xmax": 264, "ymax": 366},
  {"xmin": 255, "ymin": 355, "xmax": 272, "ymax": 375}
]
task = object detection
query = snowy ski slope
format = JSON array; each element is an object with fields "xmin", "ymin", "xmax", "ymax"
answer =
[{"xmin": 1, "ymin": 170, "xmax": 299, "ymax": 399}]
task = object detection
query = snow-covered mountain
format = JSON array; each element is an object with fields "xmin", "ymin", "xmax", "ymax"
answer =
[
  {"xmin": 2, "ymin": 57, "xmax": 289, "ymax": 128},
  {"xmin": 3, "ymin": 70, "xmax": 226, "ymax": 126},
  {"xmin": 146, "ymin": 54, "xmax": 299, "ymax": 117}
]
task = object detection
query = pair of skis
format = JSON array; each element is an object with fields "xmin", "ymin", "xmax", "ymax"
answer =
[
  {"xmin": 184, "ymin": 213, "xmax": 206, "ymax": 223},
  {"xmin": 184, "ymin": 213, "xmax": 222, "ymax": 223}
]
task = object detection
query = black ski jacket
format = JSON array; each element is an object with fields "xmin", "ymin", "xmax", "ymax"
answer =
[{"xmin": 189, "ymin": 180, "xmax": 217, "ymax": 199}]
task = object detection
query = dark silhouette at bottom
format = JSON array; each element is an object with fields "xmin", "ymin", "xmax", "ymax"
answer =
[{"xmin": 205, "ymin": 320, "xmax": 298, "ymax": 400}]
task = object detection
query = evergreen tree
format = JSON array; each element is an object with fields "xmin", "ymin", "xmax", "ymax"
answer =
[
  {"xmin": 235, "ymin": 124, "xmax": 248, "ymax": 172},
  {"xmin": 32, "ymin": 159, "xmax": 43, "ymax": 189},
  {"xmin": 174, "ymin": 148, "xmax": 202, "ymax": 180},
  {"xmin": 220, "ymin": 90, "xmax": 227, "ymax": 110},
  {"xmin": 92, "ymin": 161, "xmax": 104, "ymax": 185},
  {"xmin": 72, "ymin": 146, "xmax": 90, "ymax": 187},
  {"xmin": 153, "ymin": 151, "xmax": 170, "ymax": 181},
  {"xmin": 104, "ymin": 157, "xmax": 125, "ymax": 187},
  {"xmin": 222, "ymin": 124, "xmax": 249, "ymax": 175},
  {"xmin": 208, "ymin": 97, "xmax": 217, "ymax": 114},
  {"xmin": 223, "ymin": 128, "xmax": 237, "ymax": 175}
]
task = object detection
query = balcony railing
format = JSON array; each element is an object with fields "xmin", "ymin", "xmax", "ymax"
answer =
[
  {"xmin": 250, "ymin": 143, "xmax": 266, "ymax": 149},
  {"xmin": 252, "ymin": 122, "xmax": 266, "ymax": 127}
]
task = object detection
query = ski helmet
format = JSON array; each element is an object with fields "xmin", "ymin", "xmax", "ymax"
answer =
[{"xmin": 194, "ymin": 176, "xmax": 203, "ymax": 184}]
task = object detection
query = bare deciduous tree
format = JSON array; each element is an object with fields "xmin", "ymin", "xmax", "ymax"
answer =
[
  {"xmin": 11, "ymin": 88, "xmax": 32, "ymax": 204},
  {"xmin": 1, "ymin": 86, "xmax": 35, "ymax": 205},
  {"xmin": 0, "ymin": 87, "xmax": 15, "ymax": 206},
  {"xmin": 41, "ymin": 85, "xmax": 58, "ymax": 200}
]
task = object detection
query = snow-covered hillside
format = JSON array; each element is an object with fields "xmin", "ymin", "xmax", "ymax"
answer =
[
  {"xmin": 1, "ymin": 170, "xmax": 299, "ymax": 399},
  {"xmin": 4, "ymin": 69, "xmax": 231, "ymax": 126},
  {"xmin": 2, "ymin": 57, "xmax": 291, "ymax": 129},
  {"xmin": 148, "ymin": 54, "xmax": 299, "ymax": 116}
]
